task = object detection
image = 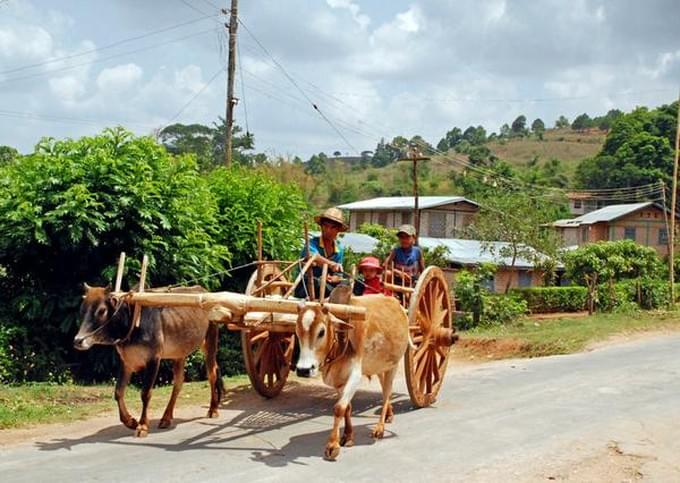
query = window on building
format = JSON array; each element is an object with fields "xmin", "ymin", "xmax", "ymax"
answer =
[
  {"xmin": 428, "ymin": 211, "xmax": 447, "ymax": 238},
  {"xmin": 354, "ymin": 211, "xmax": 366, "ymax": 228},
  {"xmin": 581, "ymin": 227, "xmax": 589, "ymax": 242},
  {"xmin": 518, "ymin": 271, "xmax": 533, "ymax": 288},
  {"xmin": 481, "ymin": 275, "xmax": 495, "ymax": 292},
  {"xmin": 378, "ymin": 212, "xmax": 388, "ymax": 226},
  {"xmin": 624, "ymin": 227, "xmax": 636, "ymax": 241},
  {"xmin": 573, "ymin": 200, "xmax": 582, "ymax": 209},
  {"xmin": 659, "ymin": 228, "xmax": 668, "ymax": 245},
  {"xmin": 401, "ymin": 211, "xmax": 412, "ymax": 225}
]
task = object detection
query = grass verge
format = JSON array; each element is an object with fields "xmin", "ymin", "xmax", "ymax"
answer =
[
  {"xmin": 456, "ymin": 310, "xmax": 680, "ymax": 361},
  {"xmin": 0, "ymin": 375, "xmax": 249, "ymax": 430}
]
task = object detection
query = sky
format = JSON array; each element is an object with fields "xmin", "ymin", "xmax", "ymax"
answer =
[{"xmin": 0, "ymin": 0, "xmax": 679, "ymax": 158}]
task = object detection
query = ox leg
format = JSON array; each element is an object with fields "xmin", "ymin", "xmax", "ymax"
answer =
[
  {"xmin": 136, "ymin": 356, "xmax": 160, "ymax": 438},
  {"xmin": 325, "ymin": 363, "xmax": 361, "ymax": 461},
  {"xmin": 203, "ymin": 323, "xmax": 221, "ymax": 418},
  {"xmin": 159, "ymin": 358, "xmax": 185, "ymax": 429},
  {"xmin": 115, "ymin": 364, "xmax": 137, "ymax": 430},
  {"xmin": 372, "ymin": 367, "xmax": 397, "ymax": 439},
  {"xmin": 340, "ymin": 402, "xmax": 354, "ymax": 448}
]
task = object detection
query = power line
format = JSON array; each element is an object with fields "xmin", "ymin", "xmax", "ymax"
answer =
[
  {"xmin": 0, "ymin": 27, "xmax": 218, "ymax": 85},
  {"xmin": 236, "ymin": 41, "xmax": 250, "ymax": 135},
  {"xmin": 0, "ymin": 109, "xmax": 156, "ymax": 129},
  {"xmin": 236, "ymin": 16, "xmax": 359, "ymax": 155},
  {"xmin": 0, "ymin": 15, "xmax": 216, "ymax": 76},
  {"xmin": 162, "ymin": 65, "xmax": 225, "ymax": 129}
]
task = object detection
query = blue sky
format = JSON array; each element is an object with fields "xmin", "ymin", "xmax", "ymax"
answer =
[{"xmin": 1, "ymin": 0, "xmax": 678, "ymax": 157}]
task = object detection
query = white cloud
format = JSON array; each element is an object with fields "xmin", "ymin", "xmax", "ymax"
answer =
[
  {"xmin": 326, "ymin": 0, "xmax": 370, "ymax": 29},
  {"xmin": 49, "ymin": 75, "xmax": 86, "ymax": 101},
  {"xmin": 0, "ymin": 25, "xmax": 53, "ymax": 61},
  {"xmin": 96, "ymin": 63, "xmax": 143, "ymax": 91},
  {"xmin": 394, "ymin": 6, "xmax": 422, "ymax": 33}
]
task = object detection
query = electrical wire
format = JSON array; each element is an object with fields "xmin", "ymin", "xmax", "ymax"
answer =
[
  {"xmin": 0, "ymin": 15, "xmax": 216, "ymax": 76},
  {"xmin": 161, "ymin": 65, "xmax": 226, "ymax": 129},
  {"xmin": 0, "ymin": 27, "xmax": 219, "ymax": 85}
]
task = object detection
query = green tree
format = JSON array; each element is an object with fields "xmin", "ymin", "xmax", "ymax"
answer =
[
  {"xmin": 511, "ymin": 115, "xmax": 527, "ymax": 136},
  {"xmin": 531, "ymin": 118, "xmax": 546, "ymax": 140},
  {"xmin": 571, "ymin": 113, "xmax": 593, "ymax": 131},
  {"xmin": 0, "ymin": 146, "xmax": 19, "ymax": 165},
  {"xmin": 304, "ymin": 152, "xmax": 328, "ymax": 176},
  {"xmin": 467, "ymin": 192, "xmax": 563, "ymax": 293},
  {"xmin": 0, "ymin": 128, "xmax": 230, "ymax": 381},
  {"xmin": 555, "ymin": 115, "xmax": 570, "ymax": 129}
]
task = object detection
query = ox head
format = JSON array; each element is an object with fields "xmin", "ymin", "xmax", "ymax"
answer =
[
  {"xmin": 73, "ymin": 283, "xmax": 128, "ymax": 350},
  {"xmin": 295, "ymin": 303, "xmax": 335, "ymax": 378}
]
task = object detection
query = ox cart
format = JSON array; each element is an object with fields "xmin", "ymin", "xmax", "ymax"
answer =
[{"xmin": 113, "ymin": 233, "xmax": 458, "ymax": 409}]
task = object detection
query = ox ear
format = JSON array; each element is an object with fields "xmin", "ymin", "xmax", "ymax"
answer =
[
  {"xmin": 109, "ymin": 294, "xmax": 121, "ymax": 310},
  {"xmin": 104, "ymin": 283, "xmax": 112, "ymax": 293},
  {"xmin": 330, "ymin": 314, "xmax": 353, "ymax": 330}
]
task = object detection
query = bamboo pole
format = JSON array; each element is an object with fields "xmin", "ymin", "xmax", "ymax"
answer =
[
  {"xmin": 256, "ymin": 221, "xmax": 263, "ymax": 288},
  {"xmin": 284, "ymin": 255, "xmax": 317, "ymax": 298},
  {"xmin": 114, "ymin": 252, "xmax": 126, "ymax": 292},
  {"xmin": 125, "ymin": 290, "xmax": 367, "ymax": 320},
  {"xmin": 132, "ymin": 254, "xmax": 148, "ymax": 328},
  {"xmin": 319, "ymin": 263, "xmax": 329, "ymax": 301},
  {"xmin": 251, "ymin": 260, "xmax": 299, "ymax": 295}
]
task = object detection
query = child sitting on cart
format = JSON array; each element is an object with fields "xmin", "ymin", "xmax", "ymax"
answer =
[
  {"xmin": 383, "ymin": 224, "xmax": 425, "ymax": 286},
  {"xmin": 353, "ymin": 256, "xmax": 391, "ymax": 296}
]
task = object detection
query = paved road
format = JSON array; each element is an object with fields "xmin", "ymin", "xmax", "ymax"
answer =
[{"xmin": 2, "ymin": 334, "xmax": 680, "ymax": 482}]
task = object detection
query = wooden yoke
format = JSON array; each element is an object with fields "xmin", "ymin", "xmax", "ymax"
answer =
[{"xmin": 132, "ymin": 254, "xmax": 148, "ymax": 328}]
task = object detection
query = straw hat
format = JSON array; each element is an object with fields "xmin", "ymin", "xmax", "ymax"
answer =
[
  {"xmin": 314, "ymin": 207, "xmax": 348, "ymax": 232},
  {"xmin": 358, "ymin": 256, "xmax": 383, "ymax": 272},
  {"xmin": 397, "ymin": 224, "xmax": 416, "ymax": 237}
]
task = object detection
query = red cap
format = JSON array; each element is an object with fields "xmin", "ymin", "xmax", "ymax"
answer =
[{"xmin": 358, "ymin": 256, "xmax": 383, "ymax": 272}]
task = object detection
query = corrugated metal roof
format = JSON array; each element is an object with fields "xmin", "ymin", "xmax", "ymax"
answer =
[
  {"xmin": 419, "ymin": 237, "xmax": 543, "ymax": 269},
  {"xmin": 552, "ymin": 202, "xmax": 654, "ymax": 227},
  {"xmin": 337, "ymin": 196, "xmax": 477, "ymax": 211},
  {"xmin": 335, "ymin": 232, "xmax": 546, "ymax": 269},
  {"xmin": 311, "ymin": 231, "xmax": 379, "ymax": 254}
]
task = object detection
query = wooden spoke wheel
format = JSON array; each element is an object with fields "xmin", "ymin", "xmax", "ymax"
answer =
[
  {"xmin": 404, "ymin": 266, "xmax": 457, "ymax": 408},
  {"xmin": 242, "ymin": 265, "xmax": 296, "ymax": 398}
]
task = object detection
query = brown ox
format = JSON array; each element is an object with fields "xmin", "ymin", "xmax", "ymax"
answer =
[
  {"xmin": 295, "ymin": 294, "xmax": 409, "ymax": 460},
  {"xmin": 73, "ymin": 285, "xmax": 222, "ymax": 437}
]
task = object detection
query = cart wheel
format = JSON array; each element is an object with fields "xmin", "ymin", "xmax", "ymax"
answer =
[
  {"xmin": 404, "ymin": 266, "xmax": 457, "ymax": 408},
  {"xmin": 241, "ymin": 329, "xmax": 295, "ymax": 398},
  {"xmin": 245, "ymin": 264, "xmax": 288, "ymax": 297},
  {"xmin": 243, "ymin": 264, "xmax": 295, "ymax": 398}
]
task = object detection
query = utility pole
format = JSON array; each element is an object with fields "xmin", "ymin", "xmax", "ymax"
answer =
[
  {"xmin": 670, "ymin": 89, "xmax": 680, "ymax": 306},
  {"xmin": 223, "ymin": 0, "xmax": 239, "ymax": 167},
  {"xmin": 399, "ymin": 145, "xmax": 430, "ymax": 243}
]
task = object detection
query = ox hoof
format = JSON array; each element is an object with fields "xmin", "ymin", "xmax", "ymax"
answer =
[
  {"xmin": 135, "ymin": 424, "xmax": 149, "ymax": 438},
  {"xmin": 158, "ymin": 419, "xmax": 172, "ymax": 429},
  {"xmin": 371, "ymin": 425, "xmax": 385, "ymax": 440},
  {"xmin": 324, "ymin": 443, "xmax": 341, "ymax": 461},
  {"xmin": 123, "ymin": 418, "xmax": 138, "ymax": 430},
  {"xmin": 340, "ymin": 434, "xmax": 354, "ymax": 448},
  {"xmin": 207, "ymin": 409, "xmax": 219, "ymax": 419}
]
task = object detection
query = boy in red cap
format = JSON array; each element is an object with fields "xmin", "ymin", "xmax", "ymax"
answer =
[{"xmin": 353, "ymin": 256, "xmax": 390, "ymax": 296}]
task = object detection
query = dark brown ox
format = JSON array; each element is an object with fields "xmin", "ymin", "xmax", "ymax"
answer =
[{"xmin": 74, "ymin": 284, "xmax": 222, "ymax": 437}]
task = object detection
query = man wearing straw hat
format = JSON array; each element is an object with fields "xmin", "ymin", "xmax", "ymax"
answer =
[{"xmin": 295, "ymin": 207, "xmax": 348, "ymax": 299}]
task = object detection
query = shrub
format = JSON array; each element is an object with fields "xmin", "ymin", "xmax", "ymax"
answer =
[
  {"xmin": 511, "ymin": 287, "xmax": 588, "ymax": 313},
  {"xmin": 596, "ymin": 278, "xmax": 670, "ymax": 312},
  {"xmin": 482, "ymin": 294, "xmax": 529, "ymax": 325}
]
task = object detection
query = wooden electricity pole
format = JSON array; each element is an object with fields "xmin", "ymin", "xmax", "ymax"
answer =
[
  {"xmin": 670, "ymin": 89, "xmax": 680, "ymax": 305},
  {"xmin": 399, "ymin": 145, "xmax": 430, "ymax": 243},
  {"xmin": 223, "ymin": 0, "xmax": 239, "ymax": 167}
]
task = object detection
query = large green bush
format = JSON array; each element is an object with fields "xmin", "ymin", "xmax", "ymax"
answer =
[
  {"xmin": 596, "ymin": 278, "xmax": 670, "ymax": 312},
  {"xmin": 511, "ymin": 287, "xmax": 587, "ymax": 313},
  {"xmin": 0, "ymin": 129, "xmax": 307, "ymax": 383}
]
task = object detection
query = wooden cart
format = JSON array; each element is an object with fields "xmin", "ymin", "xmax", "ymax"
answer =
[{"xmin": 114, "ymin": 241, "xmax": 457, "ymax": 408}]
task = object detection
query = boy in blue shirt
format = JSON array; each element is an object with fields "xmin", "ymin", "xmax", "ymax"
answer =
[
  {"xmin": 295, "ymin": 207, "xmax": 347, "ymax": 299},
  {"xmin": 384, "ymin": 224, "xmax": 424, "ymax": 285}
]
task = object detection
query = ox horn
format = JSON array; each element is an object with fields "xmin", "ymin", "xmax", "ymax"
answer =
[{"xmin": 83, "ymin": 282, "xmax": 92, "ymax": 291}]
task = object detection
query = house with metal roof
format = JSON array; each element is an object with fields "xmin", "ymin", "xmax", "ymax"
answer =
[
  {"xmin": 338, "ymin": 196, "xmax": 479, "ymax": 238},
  {"xmin": 551, "ymin": 202, "xmax": 674, "ymax": 256},
  {"xmin": 337, "ymin": 231, "xmax": 549, "ymax": 292}
]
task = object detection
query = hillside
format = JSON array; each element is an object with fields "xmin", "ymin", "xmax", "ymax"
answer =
[{"xmin": 485, "ymin": 128, "xmax": 605, "ymax": 174}]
